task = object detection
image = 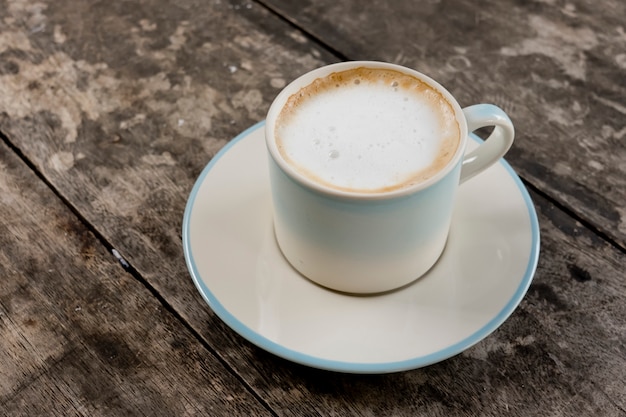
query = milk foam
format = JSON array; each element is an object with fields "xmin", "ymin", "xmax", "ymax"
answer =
[{"xmin": 275, "ymin": 68, "xmax": 460, "ymax": 193}]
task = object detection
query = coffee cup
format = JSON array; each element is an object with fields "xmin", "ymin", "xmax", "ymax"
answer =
[{"xmin": 265, "ymin": 61, "xmax": 514, "ymax": 294}]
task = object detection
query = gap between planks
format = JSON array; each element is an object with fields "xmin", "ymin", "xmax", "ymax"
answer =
[{"xmin": 0, "ymin": 128, "xmax": 280, "ymax": 417}]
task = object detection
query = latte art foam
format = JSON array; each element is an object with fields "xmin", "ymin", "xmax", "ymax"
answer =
[{"xmin": 275, "ymin": 67, "xmax": 461, "ymax": 193}]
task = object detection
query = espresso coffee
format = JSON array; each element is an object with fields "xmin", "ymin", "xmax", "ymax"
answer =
[{"xmin": 274, "ymin": 67, "xmax": 461, "ymax": 193}]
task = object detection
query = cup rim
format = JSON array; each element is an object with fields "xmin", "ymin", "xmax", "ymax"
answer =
[{"xmin": 265, "ymin": 61, "xmax": 468, "ymax": 200}]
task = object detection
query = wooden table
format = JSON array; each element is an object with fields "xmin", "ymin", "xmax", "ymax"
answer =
[{"xmin": 1, "ymin": 0, "xmax": 624, "ymax": 415}]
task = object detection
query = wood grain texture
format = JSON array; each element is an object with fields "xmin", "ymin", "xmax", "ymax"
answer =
[
  {"xmin": 262, "ymin": 0, "xmax": 626, "ymax": 249},
  {"xmin": 0, "ymin": 142, "xmax": 272, "ymax": 415},
  {"xmin": 0, "ymin": 0, "xmax": 624, "ymax": 416}
]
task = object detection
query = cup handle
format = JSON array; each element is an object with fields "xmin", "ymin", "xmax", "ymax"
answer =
[{"xmin": 460, "ymin": 104, "xmax": 515, "ymax": 184}]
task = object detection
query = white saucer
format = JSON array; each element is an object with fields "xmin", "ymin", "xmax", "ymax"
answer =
[{"xmin": 183, "ymin": 122, "xmax": 540, "ymax": 374}]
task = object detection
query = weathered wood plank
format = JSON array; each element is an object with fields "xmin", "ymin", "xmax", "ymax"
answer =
[
  {"xmin": 262, "ymin": 0, "xmax": 626, "ymax": 249},
  {"xmin": 0, "ymin": 144, "xmax": 272, "ymax": 415},
  {"xmin": 0, "ymin": 0, "xmax": 624, "ymax": 416}
]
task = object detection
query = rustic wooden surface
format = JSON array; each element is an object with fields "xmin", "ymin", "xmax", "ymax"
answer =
[
  {"xmin": 0, "ymin": 0, "xmax": 624, "ymax": 415},
  {"xmin": 0, "ymin": 141, "xmax": 273, "ymax": 416}
]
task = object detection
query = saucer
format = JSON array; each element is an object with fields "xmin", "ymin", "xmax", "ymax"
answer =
[{"xmin": 182, "ymin": 122, "xmax": 540, "ymax": 374}]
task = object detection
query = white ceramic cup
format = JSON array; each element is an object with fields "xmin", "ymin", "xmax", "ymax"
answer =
[{"xmin": 265, "ymin": 61, "xmax": 514, "ymax": 294}]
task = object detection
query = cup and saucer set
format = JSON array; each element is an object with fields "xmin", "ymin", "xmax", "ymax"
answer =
[{"xmin": 182, "ymin": 62, "xmax": 540, "ymax": 374}]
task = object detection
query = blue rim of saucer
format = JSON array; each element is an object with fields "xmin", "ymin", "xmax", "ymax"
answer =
[{"xmin": 182, "ymin": 121, "xmax": 540, "ymax": 374}]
